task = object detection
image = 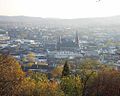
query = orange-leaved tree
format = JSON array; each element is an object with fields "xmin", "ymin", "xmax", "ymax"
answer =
[{"xmin": 0, "ymin": 54, "xmax": 25, "ymax": 95}]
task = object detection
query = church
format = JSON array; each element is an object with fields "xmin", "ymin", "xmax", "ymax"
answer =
[{"xmin": 57, "ymin": 32, "xmax": 79, "ymax": 51}]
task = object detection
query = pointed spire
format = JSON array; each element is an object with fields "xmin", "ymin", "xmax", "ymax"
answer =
[
  {"xmin": 75, "ymin": 31, "xmax": 79, "ymax": 46},
  {"xmin": 58, "ymin": 36, "xmax": 62, "ymax": 44},
  {"xmin": 57, "ymin": 35, "xmax": 62, "ymax": 50}
]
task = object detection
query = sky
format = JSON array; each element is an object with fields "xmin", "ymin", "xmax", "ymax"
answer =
[{"xmin": 0, "ymin": 0, "xmax": 120, "ymax": 19}]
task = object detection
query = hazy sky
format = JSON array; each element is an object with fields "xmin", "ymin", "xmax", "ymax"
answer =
[{"xmin": 0, "ymin": 0, "xmax": 120, "ymax": 19}]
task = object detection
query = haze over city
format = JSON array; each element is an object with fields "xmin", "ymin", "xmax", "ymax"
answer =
[
  {"xmin": 1, "ymin": 0, "xmax": 120, "ymax": 96},
  {"xmin": 0, "ymin": 0, "xmax": 120, "ymax": 19}
]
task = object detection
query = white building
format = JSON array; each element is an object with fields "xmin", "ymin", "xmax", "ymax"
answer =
[{"xmin": 49, "ymin": 51, "xmax": 83, "ymax": 59}]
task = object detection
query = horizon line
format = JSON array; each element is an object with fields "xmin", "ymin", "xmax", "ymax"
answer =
[{"xmin": 0, "ymin": 14, "xmax": 120, "ymax": 19}]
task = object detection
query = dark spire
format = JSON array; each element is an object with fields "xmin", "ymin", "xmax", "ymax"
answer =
[
  {"xmin": 58, "ymin": 36, "xmax": 62, "ymax": 44},
  {"xmin": 75, "ymin": 31, "xmax": 79, "ymax": 47},
  {"xmin": 57, "ymin": 36, "xmax": 62, "ymax": 50}
]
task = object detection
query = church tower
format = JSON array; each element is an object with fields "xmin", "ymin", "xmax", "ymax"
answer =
[
  {"xmin": 75, "ymin": 31, "xmax": 79, "ymax": 47},
  {"xmin": 57, "ymin": 36, "xmax": 62, "ymax": 50}
]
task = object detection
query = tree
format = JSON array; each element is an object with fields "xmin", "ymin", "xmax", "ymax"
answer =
[
  {"xmin": 62, "ymin": 61, "xmax": 70, "ymax": 77},
  {"xmin": 0, "ymin": 54, "xmax": 25, "ymax": 96},
  {"xmin": 17, "ymin": 77, "xmax": 35, "ymax": 96},
  {"xmin": 60, "ymin": 75, "xmax": 82, "ymax": 96},
  {"xmin": 51, "ymin": 65, "xmax": 63, "ymax": 78},
  {"xmin": 29, "ymin": 72, "xmax": 64, "ymax": 96},
  {"xmin": 0, "ymin": 54, "xmax": 64, "ymax": 96},
  {"xmin": 27, "ymin": 52, "xmax": 35, "ymax": 63},
  {"xmin": 87, "ymin": 69, "xmax": 120, "ymax": 96},
  {"xmin": 77, "ymin": 59, "xmax": 108, "ymax": 96}
]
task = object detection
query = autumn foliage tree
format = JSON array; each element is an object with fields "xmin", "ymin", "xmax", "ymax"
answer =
[
  {"xmin": 28, "ymin": 72, "xmax": 64, "ymax": 96},
  {"xmin": 77, "ymin": 59, "xmax": 110, "ymax": 96},
  {"xmin": 0, "ymin": 54, "xmax": 25, "ymax": 96},
  {"xmin": 0, "ymin": 54, "xmax": 64, "ymax": 96},
  {"xmin": 1, "ymin": 54, "xmax": 120, "ymax": 96},
  {"xmin": 60, "ymin": 75, "xmax": 82, "ymax": 96},
  {"xmin": 51, "ymin": 65, "xmax": 63, "ymax": 78},
  {"xmin": 86, "ymin": 69, "xmax": 120, "ymax": 96}
]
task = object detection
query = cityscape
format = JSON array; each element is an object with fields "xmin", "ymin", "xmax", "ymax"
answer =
[
  {"xmin": 1, "ymin": 16, "xmax": 120, "ymax": 73},
  {"xmin": 1, "ymin": 0, "xmax": 120, "ymax": 95}
]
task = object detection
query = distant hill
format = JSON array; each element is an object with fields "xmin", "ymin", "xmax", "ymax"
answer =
[
  {"xmin": 0, "ymin": 15, "xmax": 120, "ymax": 27},
  {"xmin": 0, "ymin": 16, "xmax": 44, "ymax": 22}
]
